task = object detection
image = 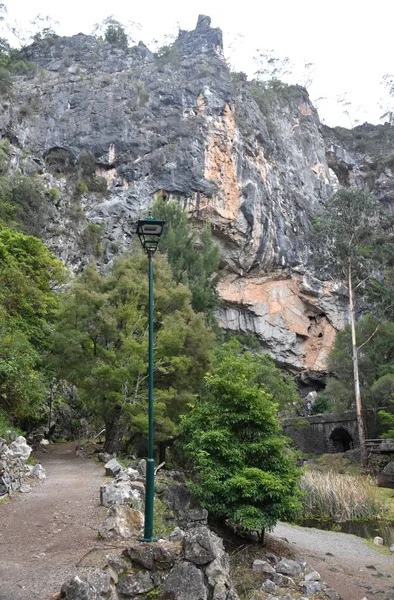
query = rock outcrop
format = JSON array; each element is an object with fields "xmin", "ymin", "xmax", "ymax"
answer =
[{"xmin": 2, "ymin": 16, "xmax": 394, "ymax": 381}]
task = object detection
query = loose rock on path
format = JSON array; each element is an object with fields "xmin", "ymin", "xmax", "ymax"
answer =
[{"xmin": 0, "ymin": 443, "xmax": 107, "ymax": 600}]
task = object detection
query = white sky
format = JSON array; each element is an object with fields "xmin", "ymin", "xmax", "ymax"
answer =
[{"xmin": 4, "ymin": 0, "xmax": 394, "ymax": 128}]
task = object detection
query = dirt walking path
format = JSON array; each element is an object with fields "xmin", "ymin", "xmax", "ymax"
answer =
[
  {"xmin": 274, "ymin": 522, "xmax": 394, "ymax": 600},
  {"xmin": 2, "ymin": 445, "xmax": 394, "ymax": 600},
  {"xmin": 0, "ymin": 443, "xmax": 107, "ymax": 600}
]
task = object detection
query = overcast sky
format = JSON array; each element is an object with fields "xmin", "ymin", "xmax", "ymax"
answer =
[{"xmin": 4, "ymin": 0, "xmax": 394, "ymax": 127}]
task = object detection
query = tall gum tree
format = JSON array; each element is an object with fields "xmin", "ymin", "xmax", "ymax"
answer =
[{"xmin": 311, "ymin": 187, "xmax": 393, "ymax": 464}]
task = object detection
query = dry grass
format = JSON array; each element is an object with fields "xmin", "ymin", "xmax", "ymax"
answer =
[{"xmin": 300, "ymin": 471, "xmax": 387, "ymax": 520}]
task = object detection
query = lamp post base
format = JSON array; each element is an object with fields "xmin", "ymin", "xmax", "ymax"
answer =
[{"xmin": 139, "ymin": 457, "xmax": 156, "ymax": 543}]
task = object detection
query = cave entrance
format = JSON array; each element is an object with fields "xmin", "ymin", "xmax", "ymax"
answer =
[{"xmin": 329, "ymin": 427, "xmax": 354, "ymax": 452}]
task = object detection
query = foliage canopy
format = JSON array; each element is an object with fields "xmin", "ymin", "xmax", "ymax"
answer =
[{"xmin": 50, "ymin": 253, "xmax": 213, "ymax": 453}]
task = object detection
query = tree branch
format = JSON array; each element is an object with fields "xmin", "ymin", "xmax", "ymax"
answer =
[{"xmin": 357, "ymin": 323, "xmax": 383, "ymax": 351}]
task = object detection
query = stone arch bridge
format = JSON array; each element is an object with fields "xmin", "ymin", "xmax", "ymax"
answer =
[{"xmin": 282, "ymin": 411, "xmax": 376, "ymax": 455}]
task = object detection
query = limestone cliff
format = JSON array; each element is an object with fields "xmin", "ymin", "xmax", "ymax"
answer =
[{"xmin": 2, "ymin": 16, "xmax": 393, "ymax": 384}]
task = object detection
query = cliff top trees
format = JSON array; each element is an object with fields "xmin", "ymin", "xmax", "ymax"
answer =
[
  {"xmin": 311, "ymin": 187, "xmax": 393, "ymax": 463},
  {"xmin": 179, "ymin": 339, "xmax": 301, "ymax": 542}
]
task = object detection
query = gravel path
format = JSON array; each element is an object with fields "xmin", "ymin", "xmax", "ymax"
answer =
[
  {"xmin": 274, "ymin": 522, "xmax": 394, "ymax": 600},
  {"xmin": 2, "ymin": 446, "xmax": 394, "ymax": 600},
  {"xmin": 0, "ymin": 443, "xmax": 107, "ymax": 600}
]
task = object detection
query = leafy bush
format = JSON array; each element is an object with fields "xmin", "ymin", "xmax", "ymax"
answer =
[
  {"xmin": 81, "ymin": 222, "xmax": 104, "ymax": 257},
  {"xmin": 300, "ymin": 471, "xmax": 387, "ymax": 520},
  {"xmin": 179, "ymin": 340, "xmax": 301, "ymax": 541},
  {"xmin": 0, "ymin": 66, "xmax": 12, "ymax": 96},
  {"xmin": 48, "ymin": 187, "xmax": 60, "ymax": 203},
  {"xmin": 154, "ymin": 44, "xmax": 180, "ymax": 67},
  {"xmin": 75, "ymin": 180, "xmax": 88, "ymax": 197},
  {"xmin": 104, "ymin": 21, "xmax": 128, "ymax": 50},
  {"xmin": 10, "ymin": 176, "xmax": 47, "ymax": 236}
]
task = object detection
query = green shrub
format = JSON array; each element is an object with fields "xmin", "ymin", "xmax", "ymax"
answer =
[
  {"xmin": 78, "ymin": 151, "xmax": 96, "ymax": 178},
  {"xmin": 81, "ymin": 222, "xmax": 104, "ymax": 257},
  {"xmin": 135, "ymin": 81, "xmax": 149, "ymax": 105},
  {"xmin": 179, "ymin": 340, "xmax": 301, "ymax": 541},
  {"xmin": 75, "ymin": 180, "xmax": 88, "ymax": 197},
  {"xmin": 18, "ymin": 103, "xmax": 34, "ymax": 119},
  {"xmin": 154, "ymin": 44, "xmax": 180, "ymax": 67},
  {"xmin": 195, "ymin": 64, "xmax": 214, "ymax": 78},
  {"xmin": 87, "ymin": 176, "xmax": 107, "ymax": 195},
  {"xmin": 48, "ymin": 187, "xmax": 60, "ymax": 203},
  {"xmin": 0, "ymin": 67, "xmax": 13, "ymax": 96},
  {"xmin": 104, "ymin": 20, "xmax": 128, "ymax": 51}
]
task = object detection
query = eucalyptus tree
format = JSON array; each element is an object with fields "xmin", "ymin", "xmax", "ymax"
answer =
[{"xmin": 311, "ymin": 187, "xmax": 392, "ymax": 463}]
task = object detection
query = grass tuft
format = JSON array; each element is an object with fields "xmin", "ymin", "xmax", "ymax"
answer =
[{"xmin": 299, "ymin": 471, "xmax": 387, "ymax": 521}]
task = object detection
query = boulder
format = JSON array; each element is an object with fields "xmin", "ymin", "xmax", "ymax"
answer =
[
  {"xmin": 262, "ymin": 579, "xmax": 276, "ymax": 593},
  {"xmin": 302, "ymin": 581, "xmax": 321, "ymax": 594},
  {"xmin": 137, "ymin": 459, "xmax": 146, "ymax": 477},
  {"xmin": 185, "ymin": 507, "xmax": 209, "ymax": 527},
  {"xmin": 160, "ymin": 561, "xmax": 207, "ymax": 600},
  {"xmin": 183, "ymin": 526, "xmax": 220, "ymax": 565},
  {"xmin": 373, "ymin": 536, "xmax": 384, "ymax": 546},
  {"xmin": 305, "ymin": 570, "xmax": 321, "ymax": 581},
  {"xmin": 28, "ymin": 464, "xmax": 47, "ymax": 479},
  {"xmin": 169, "ymin": 526, "xmax": 185, "ymax": 541},
  {"xmin": 98, "ymin": 452, "xmax": 113, "ymax": 463},
  {"xmin": 60, "ymin": 574, "xmax": 99, "ymax": 599},
  {"xmin": 377, "ymin": 460, "xmax": 394, "ymax": 488},
  {"xmin": 104, "ymin": 459, "xmax": 123, "ymax": 477},
  {"xmin": 82, "ymin": 571, "xmax": 111, "ymax": 597},
  {"xmin": 98, "ymin": 506, "xmax": 143, "ymax": 540},
  {"xmin": 165, "ymin": 484, "xmax": 191, "ymax": 513},
  {"xmin": 125, "ymin": 467, "xmax": 139, "ymax": 480},
  {"xmin": 100, "ymin": 483, "xmax": 142, "ymax": 507},
  {"xmin": 117, "ymin": 572, "xmax": 159, "ymax": 597},
  {"xmin": 8, "ymin": 436, "xmax": 32, "ymax": 460},
  {"xmin": 123, "ymin": 541, "xmax": 178, "ymax": 570},
  {"xmin": 276, "ymin": 558, "xmax": 303, "ymax": 578},
  {"xmin": 19, "ymin": 484, "xmax": 31, "ymax": 493},
  {"xmin": 77, "ymin": 549, "xmax": 110, "ymax": 570},
  {"xmin": 252, "ymin": 560, "xmax": 275, "ymax": 575},
  {"xmin": 203, "ymin": 535, "xmax": 230, "ymax": 590}
]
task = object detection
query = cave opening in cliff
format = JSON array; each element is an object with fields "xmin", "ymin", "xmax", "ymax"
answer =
[{"xmin": 329, "ymin": 427, "xmax": 354, "ymax": 452}]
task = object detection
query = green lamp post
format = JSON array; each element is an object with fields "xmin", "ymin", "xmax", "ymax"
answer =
[{"xmin": 136, "ymin": 213, "xmax": 166, "ymax": 542}]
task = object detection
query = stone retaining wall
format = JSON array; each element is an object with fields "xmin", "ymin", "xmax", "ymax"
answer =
[{"xmin": 0, "ymin": 436, "xmax": 33, "ymax": 494}]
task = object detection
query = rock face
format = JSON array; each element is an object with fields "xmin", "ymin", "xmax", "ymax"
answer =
[{"xmin": 3, "ymin": 16, "xmax": 394, "ymax": 380}]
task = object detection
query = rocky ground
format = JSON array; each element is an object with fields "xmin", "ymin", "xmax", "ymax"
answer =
[{"xmin": 1, "ymin": 444, "xmax": 393, "ymax": 600}]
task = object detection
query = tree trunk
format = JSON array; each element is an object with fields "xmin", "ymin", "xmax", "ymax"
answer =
[
  {"xmin": 104, "ymin": 403, "xmax": 124, "ymax": 455},
  {"xmin": 348, "ymin": 264, "xmax": 367, "ymax": 466},
  {"xmin": 257, "ymin": 529, "xmax": 265, "ymax": 545}
]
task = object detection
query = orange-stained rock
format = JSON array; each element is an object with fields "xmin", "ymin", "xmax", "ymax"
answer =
[{"xmin": 218, "ymin": 272, "xmax": 347, "ymax": 372}]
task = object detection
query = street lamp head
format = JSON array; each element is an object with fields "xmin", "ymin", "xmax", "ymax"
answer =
[{"xmin": 137, "ymin": 214, "xmax": 166, "ymax": 255}]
